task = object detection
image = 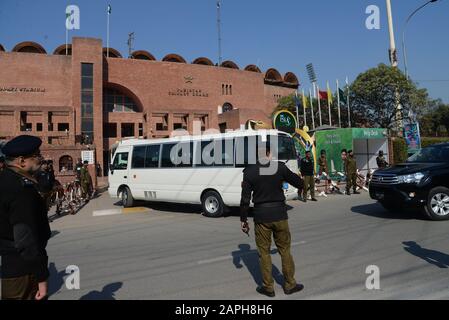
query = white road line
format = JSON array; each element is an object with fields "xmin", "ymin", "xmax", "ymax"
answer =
[
  {"xmin": 92, "ymin": 209, "xmax": 123, "ymax": 217},
  {"xmin": 197, "ymin": 241, "xmax": 306, "ymax": 265},
  {"xmin": 92, "ymin": 207, "xmax": 151, "ymax": 217}
]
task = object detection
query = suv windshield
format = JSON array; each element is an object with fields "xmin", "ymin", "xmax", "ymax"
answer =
[{"xmin": 406, "ymin": 145, "xmax": 449, "ymax": 163}]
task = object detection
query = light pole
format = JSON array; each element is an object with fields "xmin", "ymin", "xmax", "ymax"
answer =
[
  {"xmin": 402, "ymin": 0, "xmax": 439, "ymax": 79},
  {"xmin": 386, "ymin": 0, "xmax": 402, "ymax": 135}
]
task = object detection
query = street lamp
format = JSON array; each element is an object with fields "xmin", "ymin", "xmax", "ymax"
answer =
[{"xmin": 402, "ymin": 0, "xmax": 440, "ymax": 79}]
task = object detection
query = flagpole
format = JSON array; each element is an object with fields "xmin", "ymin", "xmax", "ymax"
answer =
[
  {"xmin": 336, "ymin": 79, "xmax": 342, "ymax": 128},
  {"xmin": 302, "ymin": 89, "xmax": 307, "ymax": 129},
  {"xmin": 107, "ymin": 5, "xmax": 110, "ymax": 58},
  {"xmin": 346, "ymin": 77, "xmax": 351, "ymax": 127},
  {"xmin": 295, "ymin": 90, "xmax": 300, "ymax": 129},
  {"xmin": 65, "ymin": 24, "xmax": 68, "ymax": 55},
  {"xmin": 309, "ymin": 88, "xmax": 315, "ymax": 130},
  {"xmin": 317, "ymin": 85, "xmax": 322, "ymax": 127},
  {"xmin": 327, "ymin": 81, "xmax": 332, "ymax": 127}
]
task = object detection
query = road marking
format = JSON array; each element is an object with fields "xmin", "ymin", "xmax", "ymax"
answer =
[
  {"xmin": 123, "ymin": 207, "xmax": 150, "ymax": 214},
  {"xmin": 92, "ymin": 207, "xmax": 150, "ymax": 217},
  {"xmin": 197, "ymin": 241, "xmax": 306, "ymax": 265}
]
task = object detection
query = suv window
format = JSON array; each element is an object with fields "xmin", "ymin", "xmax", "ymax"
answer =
[{"xmin": 407, "ymin": 145, "xmax": 449, "ymax": 163}]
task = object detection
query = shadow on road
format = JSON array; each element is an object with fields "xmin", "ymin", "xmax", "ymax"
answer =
[
  {"xmin": 79, "ymin": 282, "xmax": 123, "ymax": 300},
  {"xmin": 48, "ymin": 262, "xmax": 66, "ymax": 297},
  {"xmin": 113, "ymin": 200, "xmax": 294, "ymax": 219},
  {"xmin": 403, "ymin": 241, "xmax": 449, "ymax": 268},
  {"xmin": 232, "ymin": 244, "xmax": 283, "ymax": 288},
  {"xmin": 351, "ymin": 203, "xmax": 424, "ymax": 220},
  {"xmin": 114, "ymin": 200, "xmax": 202, "ymax": 214}
]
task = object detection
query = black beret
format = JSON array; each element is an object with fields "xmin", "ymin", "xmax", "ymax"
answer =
[{"xmin": 2, "ymin": 135, "xmax": 42, "ymax": 157}]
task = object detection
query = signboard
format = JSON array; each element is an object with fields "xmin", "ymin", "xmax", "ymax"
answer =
[
  {"xmin": 403, "ymin": 123, "xmax": 421, "ymax": 153},
  {"xmin": 272, "ymin": 110, "xmax": 297, "ymax": 134},
  {"xmin": 81, "ymin": 150, "xmax": 95, "ymax": 165},
  {"xmin": 352, "ymin": 128, "xmax": 387, "ymax": 139}
]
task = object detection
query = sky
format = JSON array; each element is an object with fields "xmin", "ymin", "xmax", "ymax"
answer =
[{"xmin": 0, "ymin": 0, "xmax": 448, "ymax": 103}]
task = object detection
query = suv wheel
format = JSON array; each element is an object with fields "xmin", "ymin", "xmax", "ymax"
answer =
[
  {"xmin": 201, "ymin": 191, "xmax": 225, "ymax": 218},
  {"xmin": 424, "ymin": 187, "xmax": 449, "ymax": 221}
]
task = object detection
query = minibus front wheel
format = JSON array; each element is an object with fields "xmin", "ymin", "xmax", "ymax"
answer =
[{"xmin": 119, "ymin": 186, "xmax": 135, "ymax": 208}]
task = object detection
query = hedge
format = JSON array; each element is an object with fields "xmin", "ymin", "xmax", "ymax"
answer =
[
  {"xmin": 391, "ymin": 136, "xmax": 449, "ymax": 164},
  {"xmin": 421, "ymin": 137, "xmax": 449, "ymax": 148}
]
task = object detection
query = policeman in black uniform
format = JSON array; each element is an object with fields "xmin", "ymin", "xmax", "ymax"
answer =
[
  {"xmin": 240, "ymin": 144, "xmax": 304, "ymax": 297},
  {"xmin": 0, "ymin": 135, "xmax": 51, "ymax": 300}
]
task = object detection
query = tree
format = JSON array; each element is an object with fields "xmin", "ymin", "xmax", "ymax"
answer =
[
  {"xmin": 420, "ymin": 102, "xmax": 449, "ymax": 137},
  {"xmin": 350, "ymin": 64, "xmax": 430, "ymax": 131}
]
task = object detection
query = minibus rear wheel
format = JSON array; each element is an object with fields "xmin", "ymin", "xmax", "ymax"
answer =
[{"xmin": 201, "ymin": 191, "xmax": 224, "ymax": 218}]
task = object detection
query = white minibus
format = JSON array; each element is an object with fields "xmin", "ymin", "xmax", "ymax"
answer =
[{"xmin": 108, "ymin": 129, "xmax": 299, "ymax": 217}]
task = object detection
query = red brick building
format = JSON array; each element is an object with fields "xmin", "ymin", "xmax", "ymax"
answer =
[{"xmin": 0, "ymin": 37, "xmax": 299, "ymax": 183}]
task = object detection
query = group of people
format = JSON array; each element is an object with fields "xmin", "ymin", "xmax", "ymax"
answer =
[{"xmin": 297, "ymin": 148, "xmax": 364, "ymax": 201}]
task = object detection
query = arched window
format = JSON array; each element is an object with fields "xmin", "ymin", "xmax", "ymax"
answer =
[
  {"xmin": 103, "ymin": 47, "xmax": 122, "ymax": 58},
  {"xmin": 53, "ymin": 44, "xmax": 72, "ymax": 55},
  {"xmin": 244, "ymin": 65, "xmax": 262, "ymax": 73},
  {"xmin": 131, "ymin": 50, "xmax": 156, "ymax": 61},
  {"xmin": 162, "ymin": 54, "xmax": 186, "ymax": 63},
  {"xmin": 264, "ymin": 68, "xmax": 283, "ymax": 84},
  {"xmin": 59, "ymin": 155, "xmax": 73, "ymax": 172},
  {"xmin": 192, "ymin": 57, "xmax": 214, "ymax": 66},
  {"xmin": 103, "ymin": 87, "xmax": 140, "ymax": 113},
  {"xmin": 220, "ymin": 60, "xmax": 239, "ymax": 69},
  {"xmin": 12, "ymin": 41, "xmax": 46, "ymax": 54},
  {"xmin": 222, "ymin": 102, "xmax": 233, "ymax": 113}
]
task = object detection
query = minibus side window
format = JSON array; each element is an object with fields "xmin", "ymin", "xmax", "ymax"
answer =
[
  {"xmin": 112, "ymin": 152, "xmax": 129, "ymax": 170},
  {"xmin": 145, "ymin": 145, "xmax": 161, "ymax": 168},
  {"xmin": 131, "ymin": 146, "xmax": 146, "ymax": 169}
]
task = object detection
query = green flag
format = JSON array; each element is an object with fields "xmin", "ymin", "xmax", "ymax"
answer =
[{"xmin": 339, "ymin": 88, "xmax": 347, "ymax": 104}]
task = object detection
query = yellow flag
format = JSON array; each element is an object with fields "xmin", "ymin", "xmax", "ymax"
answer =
[
  {"xmin": 327, "ymin": 82, "xmax": 333, "ymax": 105},
  {"xmin": 302, "ymin": 92, "xmax": 308, "ymax": 108}
]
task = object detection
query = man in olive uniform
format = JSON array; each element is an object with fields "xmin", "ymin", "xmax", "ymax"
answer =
[
  {"xmin": 318, "ymin": 150, "xmax": 329, "ymax": 193},
  {"xmin": 0, "ymin": 135, "xmax": 51, "ymax": 300},
  {"xmin": 376, "ymin": 150, "xmax": 389, "ymax": 169},
  {"xmin": 80, "ymin": 160, "xmax": 92, "ymax": 200},
  {"xmin": 301, "ymin": 150, "xmax": 317, "ymax": 202},
  {"xmin": 345, "ymin": 150, "xmax": 360, "ymax": 195},
  {"xmin": 240, "ymin": 145, "xmax": 304, "ymax": 297}
]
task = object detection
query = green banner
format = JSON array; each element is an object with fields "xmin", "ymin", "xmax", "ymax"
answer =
[{"xmin": 315, "ymin": 129, "xmax": 353, "ymax": 176}]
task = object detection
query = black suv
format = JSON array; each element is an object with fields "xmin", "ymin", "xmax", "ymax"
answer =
[{"xmin": 369, "ymin": 143, "xmax": 449, "ymax": 220}]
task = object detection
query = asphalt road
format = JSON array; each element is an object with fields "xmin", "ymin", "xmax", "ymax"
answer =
[{"xmin": 46, "ymin": 191, "xmax": 449, "ymax": 300}]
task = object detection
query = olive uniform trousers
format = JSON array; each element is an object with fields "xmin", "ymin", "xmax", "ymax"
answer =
[{"xmin": 255, "ymin": 219, "xmax": 296, "ymax": 292}]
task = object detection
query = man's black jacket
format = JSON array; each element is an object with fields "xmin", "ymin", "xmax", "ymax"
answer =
[
  {"xmin": 300, "ymin": 157, "xmax": 314, "ymax": 176},
  {"xmin": 0, "ymin": 168, "xmax": 51, "ymax": 282},
  {"xmin": 240, "ymin": 161, "xmax": 303, "ymax": 224}
]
